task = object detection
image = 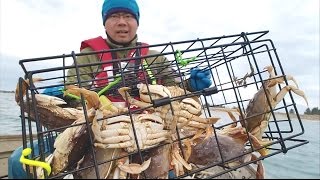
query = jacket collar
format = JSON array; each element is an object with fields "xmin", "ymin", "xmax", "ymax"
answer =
[{"xmin": 106, "ymin": 35, "xmax": 138, "ymax": 49}]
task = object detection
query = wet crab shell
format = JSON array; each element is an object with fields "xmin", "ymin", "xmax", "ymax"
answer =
[
  {"xmin": 187, "ymin": 133, "xmax": 247, "ymax": 166},
  {"xmin": 74, "ymin": 147, "xmax": 122, "ymax": 179},
  {"xmin": 131, "ymin": 144, "xmax": 171, "ymax": 179},
  {"xmin": 50, "ymin": 108, "xmax": 96, "ymax": 176}
]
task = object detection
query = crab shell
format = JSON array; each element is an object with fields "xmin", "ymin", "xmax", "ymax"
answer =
[
  {"xmin": 50, "ymin": 108, "xmax": 96, "ymax": 176},
  {"xmin": 74, "ymin": 147, "xmax": 122, "ymax": 179},
  {"xmin": 25, "ymin": 95, "xmax": 83, "ymax": 131},
  {"xmin": 131, "ymin": 144, "xmax": 172, "ymax": 179},
  {"xmin": 184, "ymin": 128, "xmax": 265, "ymax": 179},
  {"xmin": 15, "ymin": 78, "xmax": 85, "ymax": 131},
  {"xmin": 186, "ymin": 132, "xmax": 247, "ymax": 165},
  {"xmin": 92, "ymin": 113, "xmax": 169, "ymax": 153}
]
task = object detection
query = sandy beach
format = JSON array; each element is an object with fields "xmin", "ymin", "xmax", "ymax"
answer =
[
  {"xmin": 0, "ymin": 135, "xmax": 24, "ymax": 178},
  {"xmin": 275, "ymin": 112, "xmax": 320, "ymax": 121}
]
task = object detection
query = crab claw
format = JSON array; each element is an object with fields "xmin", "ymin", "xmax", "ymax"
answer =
[
  {"xmin": 118, "ymin": 87, "xmax": 153, "ymax": 108},
  {"xmin": 35, "ymin": 94, "xmax": 67, "ymax": 106},
  {"xmin": 64, "ymin": 86, "xmax": 101, "ymax": 110},
  {"xmin": 15, "ymin": 78, "xmax": 43, "ymax": 104}
]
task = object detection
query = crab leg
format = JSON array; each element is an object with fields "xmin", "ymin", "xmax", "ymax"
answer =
[
  {"xmin": 118, "ymin": 87, "xmax": 154, "ymax": 109},
  {"xmin": 181, "ymin": 98, "xmax": 202, "ymax": 115},
  {"xmin": 118, "ymin": 157, "xmax": 151, "ymax": 174},
  {"xmin": 247, "ymin": 133, "xmax": 270, "ymax": 157},
  {"xmin": 272, "ymin": 85, "xmax": 308, "ymax": 106},
  {"xmin": 171, "ymin": 156, "xmax": 184, "ymax": 176},
  {"xmin": 98, "ymin": 136, "xmax": 131, "ymax": 144},
  {"xmin": 35, "ymin": 94, "xmax": 67, "ymax": 106},
  {"xmin": 100, "ymin": 129, "xmax": 130, "ymax": 137},
  {"xmin": 146, "ymin": 131, "xmax": 169, "ymax": 140},
  {"xmin": 145, "ymin": 137, "xmax": 168, "ymax": 146},
  {"xmin": 171, "ymin": 144, "xmax": 192, "ymax": 176},
  {"xmin": 250, "ymin": 153, "xmax": 265, "ymax": 179},
  {"xmin": 173, "ymin": 151, "xmax": 192, "ymax": 171},
  {"xmin": 178, "ymin": 117, "xmax": 213, "ymax": 129},
  {"xmin": 64, "ymin": 86, "xmax": 101, "ymax": 110},
  {"xmin": 265, "ymin": 66, "xmax": 308, "ymax": 106},
  {"xmin": 177, "ymin": 110, "xmax": 220, "ymax": 124},
  {"xmin": 104, "ymin": 122, "xmax": 130, "ymax": 129},
  {"xmin": 96, "ymin": 141, "xmax": 133, "ymax": 149},
  {"xmin": 249, "ymin": 119, "xmax": 269, "ymax": 141}
]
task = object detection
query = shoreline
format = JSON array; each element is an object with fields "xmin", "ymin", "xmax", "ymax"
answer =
[
  {"xmin": 276, "ymin": 112, "xmax": 320, "ymax": 121},
  {"xmin": 0, "ymin": 90, "xmax": 14, "ymax": 93}
]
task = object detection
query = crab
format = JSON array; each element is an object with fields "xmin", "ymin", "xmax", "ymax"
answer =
[
  {"xmin": 242, "ymin": 66, "xmax": 308, "ymax": 140},
  {"xmin": 64, "ymin": 85, "xmax": 130, "ymax": 117},
  {"xmin": 89, "ymin": 113, "xmax": 169, "ymax": 177},
  {"xmin": 15, "ymin": 78, "xmax": 85, "ymax": 131},
  {"xmin": 91, "ymin": 113, "xmax": 193, "ymax": 178},
  {"xmin": 183, "ymin": 126, "xmax": 266, "ymax": 179},
  {"xmin": 225, "ymin": 65, "xmax": 309, "ymax": 156},
  {"xmin": 118, "ymin": 84, "xmax": 220, "ymax": 134},
  {"xmin": 92, "ymin": 113, "xmax": 169, "ymax": 152},
  {"xmin": 50, "ymin": 107, "xmax": 97, "ymax": 176}
]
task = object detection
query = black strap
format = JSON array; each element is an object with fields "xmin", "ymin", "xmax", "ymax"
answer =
[
  {"xmin": 134, "ymin": 42, "xmax": 142, "ymax": 73},
  {"xmin": 108, "ymin": 43, "xmax": 143, "ymax": 96},
  {"xmin": 111, "ymin": 51, "xmax": 119, "ymax": 76},
  {"xmin": 129, "ymin": 42, "xmax": 143, "ymax": 96}
]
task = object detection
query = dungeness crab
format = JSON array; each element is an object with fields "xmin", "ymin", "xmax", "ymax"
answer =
[
  {"xmin": 15, "ymin": 78, "xmax": 84, "ymax": 131},
  {"xmin": 118, "ymin": 84, "xmax": 219, "ymax": 134},
  {"xmin": 183, "ymin": 126, "xmax": 265, "ymax": 179},
  {"xmin": 224, "ymin": 65, "xmax": 309, "ymax": 156},
  {"xmin": 91, "ymin": 113, "xmax": 169, "ymax": 152},
  {"xmin": 240, "ymin": 66, "xmax": 308, "ymax": 143},
  {"xmin": 90, "ymin": 112, "xmax": 191, "ymax": 178}
]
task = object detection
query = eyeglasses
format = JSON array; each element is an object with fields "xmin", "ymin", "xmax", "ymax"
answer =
[{"xmin": 107, "ymin": 13, "xmax": 135, "ymax": 22}]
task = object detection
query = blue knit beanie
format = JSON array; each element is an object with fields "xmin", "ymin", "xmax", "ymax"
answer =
[{"xmin": 102, "ymin": 0, "xmax": 140, "ymax": 25}]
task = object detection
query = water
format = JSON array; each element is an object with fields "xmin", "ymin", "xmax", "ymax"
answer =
[
  {"xmin": 0, "ymin": 92, "xmax": 319, "ymax": 178},
  {"xmin": 0, "ymin": 92, "xmax": 27, "ymax": 135},
  {"xmin": 264, "ymin": 120, "xmax": 320, "ymax": 179}
]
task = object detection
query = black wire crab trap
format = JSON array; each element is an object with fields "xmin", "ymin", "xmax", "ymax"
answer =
[{"xmin": 16, "ymin": 30, "xmax": 309, "ymax": 179}]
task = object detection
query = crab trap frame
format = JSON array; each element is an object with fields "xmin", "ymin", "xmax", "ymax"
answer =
[{"xmin": 16, "ymin": 30, "xmax": 309, "ymax": 179}]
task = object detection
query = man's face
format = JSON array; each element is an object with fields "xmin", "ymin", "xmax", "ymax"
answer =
[{"xmin": 105, "ymin": 12, "xmax": 138, "ymax": 44}]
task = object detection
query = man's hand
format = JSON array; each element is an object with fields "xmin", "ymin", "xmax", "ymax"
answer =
[{"xmin": 189, "ymin": 67, "xmax": 212, "ymax": 91}]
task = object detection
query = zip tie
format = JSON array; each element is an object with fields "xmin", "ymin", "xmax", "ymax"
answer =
[
  {"xmin": 143, "ymin": 60, "xmax": 156, "ymax": 85},
  {"xmin": 175, "ymin": 50, "xmax": 196, "ymax": 67}
]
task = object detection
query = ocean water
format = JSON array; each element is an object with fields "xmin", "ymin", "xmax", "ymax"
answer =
[{"xmin": 0, "ymin": 92, "xmax": 319, "ymax": 179}]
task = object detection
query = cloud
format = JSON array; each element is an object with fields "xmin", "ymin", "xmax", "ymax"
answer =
[{"xmin": 0, "ymin": 54, "xmax": 23, "ymax": 91}]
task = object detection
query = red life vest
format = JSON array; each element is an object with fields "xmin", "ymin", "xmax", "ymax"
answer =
[
  {"xmin": 80, "ymin": 36, "xmax": 149, "ymax": 88},
  {"xmin": 80, "ymin": 36, "xmax": 149, "ymax": 106}
]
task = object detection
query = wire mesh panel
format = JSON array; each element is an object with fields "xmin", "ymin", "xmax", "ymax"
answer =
[{"xmin": 16, "ymin": 30, "xmax": 309, "ymax": 179}]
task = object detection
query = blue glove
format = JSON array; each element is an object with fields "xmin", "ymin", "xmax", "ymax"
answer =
[
  {"xmin": 42, "ymin": 85, "xmax": 64, "ymax": 97},
  {"xmin": 189, "ymin": 67, "xmax": 212, "ymax": 91}
]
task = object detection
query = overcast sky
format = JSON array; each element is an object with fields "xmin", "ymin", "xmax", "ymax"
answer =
[{"xmin": 0, "ymin": 0, "xmax": 319, "ymax": 111}]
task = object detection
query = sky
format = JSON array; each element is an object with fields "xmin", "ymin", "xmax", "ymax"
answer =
[{"xmin": 0, "ymin": 0, "xmax": 319, "ymax": 112}]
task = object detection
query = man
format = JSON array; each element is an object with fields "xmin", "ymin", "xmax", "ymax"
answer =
[
  {"xmin": 8, "ymin": 0, "xmax": 211, "ymax": 178},
  {"xmin": 66, "ymin": 0, "xmax": 211, "ymax": 94}
]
